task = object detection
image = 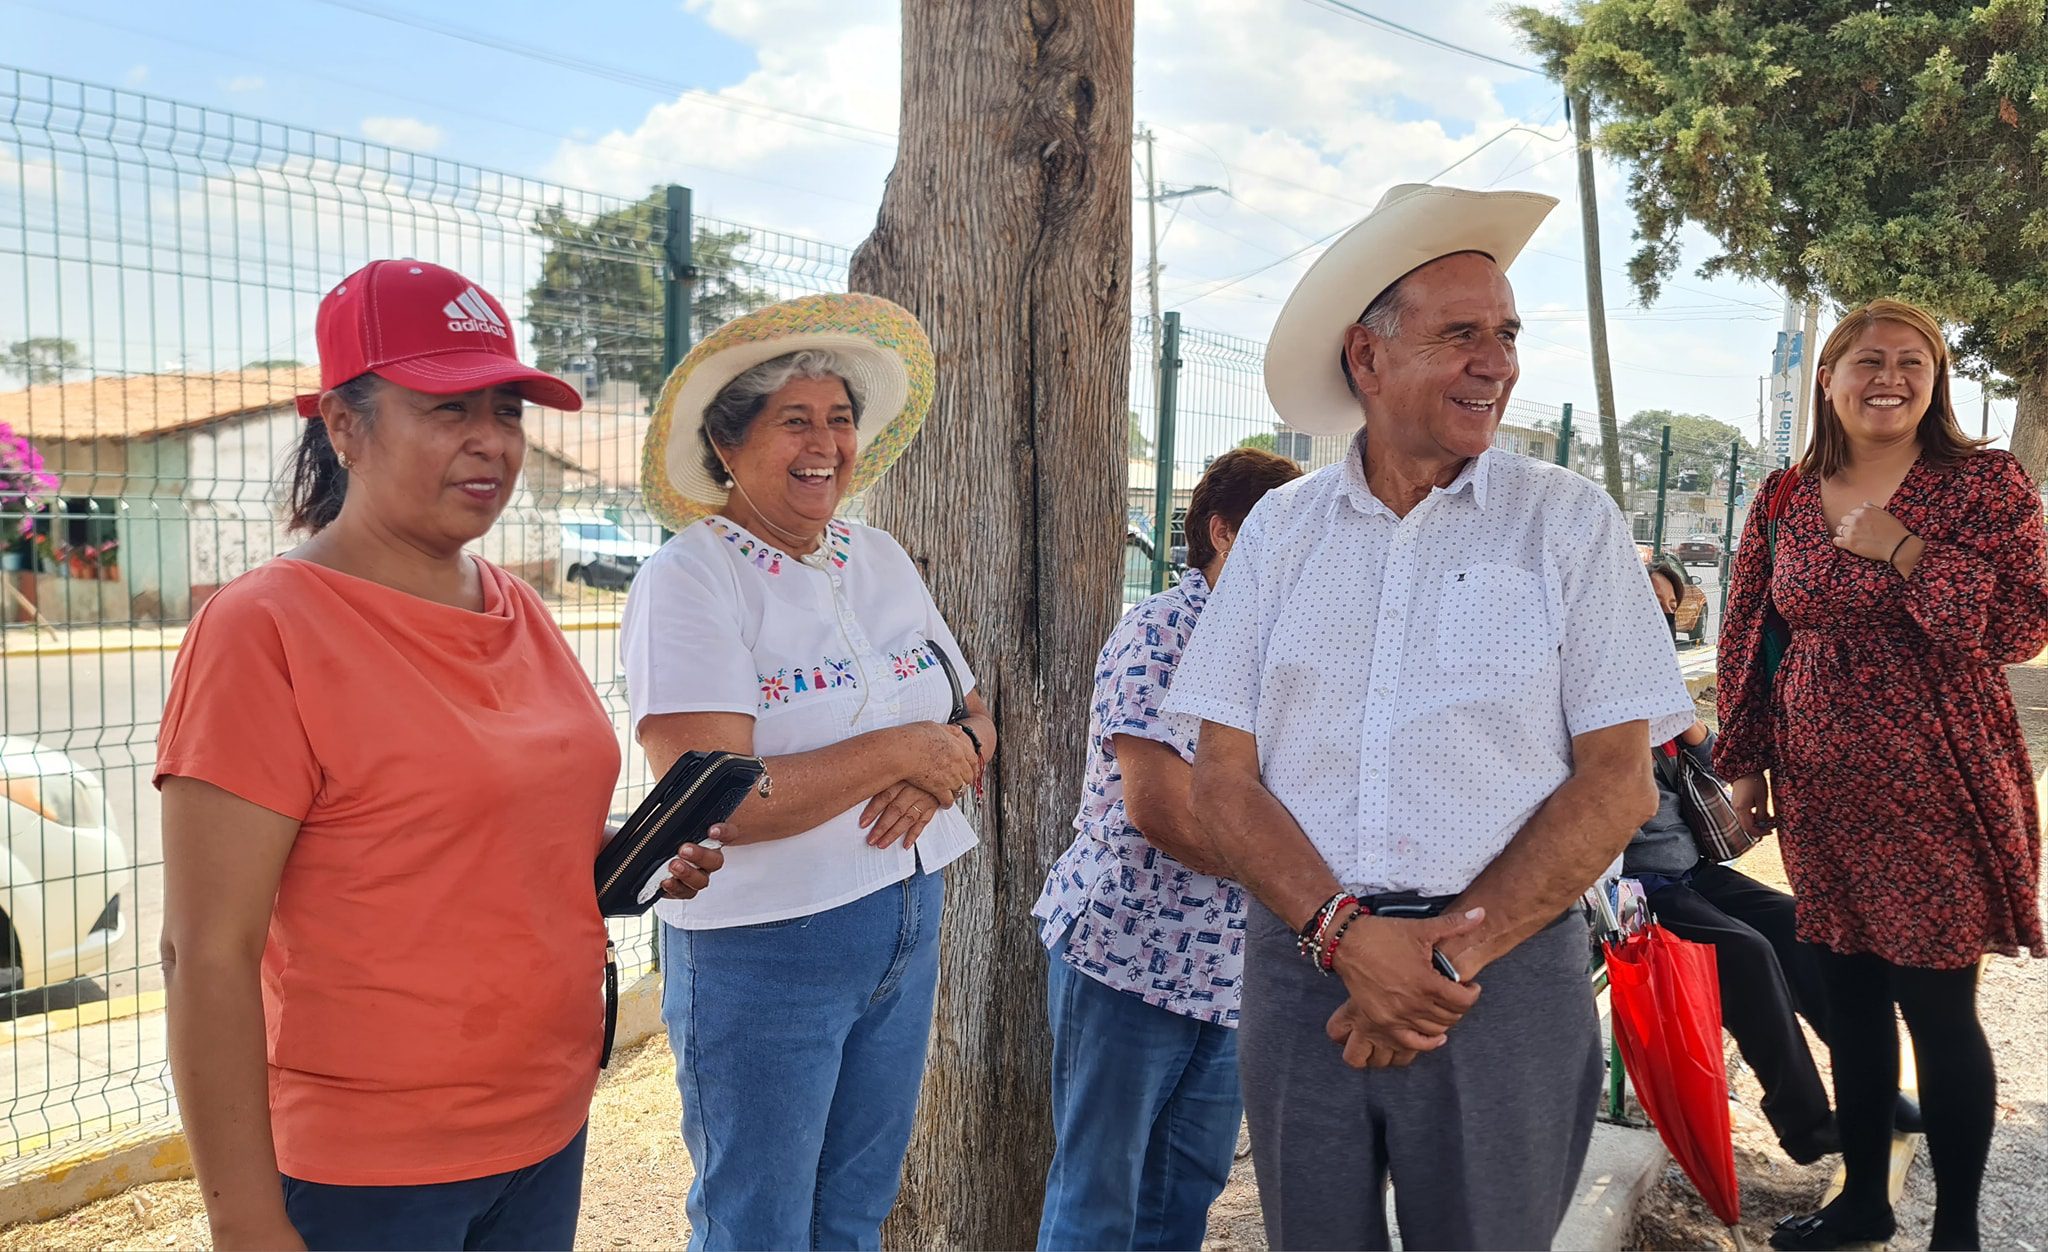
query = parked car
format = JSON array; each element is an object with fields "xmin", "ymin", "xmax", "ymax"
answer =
[
  {"xmin": 1676, "ymin": 535, "xmax": 1723, "ymax": 566},
  {"xmin": 560, "ymin": 511, "xmax": 659, "ymax": 590},
  {"xmin": 0, "ymin": 737, "xmax": 130, "ymax": 993}
]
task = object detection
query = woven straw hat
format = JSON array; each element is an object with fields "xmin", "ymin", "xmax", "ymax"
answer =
[
  {"xmin": 641, "ymin": 292, "xmax": 935, "ymax": 531},
  {"xmin": 1264, "ymin": 183, "xmax": 1557, "ymax": 435}
]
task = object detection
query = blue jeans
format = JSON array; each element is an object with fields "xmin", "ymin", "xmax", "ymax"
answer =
[
  {"xmin": 280, "ymin": 1125, "xmax": 586, "ymax": 1251},
  {"xmin": 661, "ymin": 869, "xmax": 943, "ymax": 1251},
  {"xmin": 1038, "ymin": 937, "xmax": 1242, "ymax": 1252}
]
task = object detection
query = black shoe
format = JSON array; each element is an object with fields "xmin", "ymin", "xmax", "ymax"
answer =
[
  {"xmin": 1780, "ymin": 1116, "xmax": 1842, "ymax": 1165},
  {"xmin": 1893, "ymin": 1092, "xmax": 1924, "ymax": 1135},
  {"xmin": 1769, "ymin": 1205, "xmax": 1897, "ymax": 1250}
]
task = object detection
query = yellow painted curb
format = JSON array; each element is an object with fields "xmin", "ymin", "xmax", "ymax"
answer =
[
  {"xmin": 2, "ymin": 610, "xmax": 622, "ymax": 657},
  {"xmin": 0, "ymin": 989, "xmax": 165, "ymax": 1043},
  {"xmin": 0, "ymin": 1115, "xmax": 190, "ymax": 1228}
]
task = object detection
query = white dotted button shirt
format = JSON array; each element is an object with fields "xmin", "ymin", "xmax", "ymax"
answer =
[{"xmin": 1165, "ymin": 434, "xmax": 1695, "ymax": 897}]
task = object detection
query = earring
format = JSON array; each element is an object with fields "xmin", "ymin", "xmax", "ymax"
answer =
[{"xmin": 338, "ymin": 452, "xmax": 355, "ymax": 471}]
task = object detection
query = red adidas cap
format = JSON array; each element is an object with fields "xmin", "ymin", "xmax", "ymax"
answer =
[{"xmin": 294, "ymin": 260, "xmax": 583, "ymax": 417}]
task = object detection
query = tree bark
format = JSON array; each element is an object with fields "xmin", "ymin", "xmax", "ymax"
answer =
[
  {"xmin": 848, "ymin": 3, "xmax": 1133, "ymax": 1247},
  {"xmin": 2009, "ymin": 372, "xmax": 2048, "ymax": 484},
  {"xmin": 1572, "ymin": 93, "xmax": 1628, "ymax": 510}
]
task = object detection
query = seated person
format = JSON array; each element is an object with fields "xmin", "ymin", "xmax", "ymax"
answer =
[{"xmin": 1623, "ymin": 720, "xmax": 1922, "ymax": 1161}]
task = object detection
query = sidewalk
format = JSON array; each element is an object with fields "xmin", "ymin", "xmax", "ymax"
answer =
[{"xmin": 0, "ymin": 997, "xmax": 171, "ymax": 1159}]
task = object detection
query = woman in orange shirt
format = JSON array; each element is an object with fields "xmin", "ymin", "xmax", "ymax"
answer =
[{"xmin": 155, "ymin": 261, "xmax": 723, "ymax": 1251}]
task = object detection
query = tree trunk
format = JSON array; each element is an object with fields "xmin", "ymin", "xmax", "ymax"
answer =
[
  {"xmin": 2009, "ymin": 372, "xmax": 2048, "ymax": 484},
  {"xmin": 847, "ymin": 3, "xmax": 1133, "ymax": 1247},
  {"xmin": 1572, "ymin": 93, "xmax": 1628, "ymax": 510}
]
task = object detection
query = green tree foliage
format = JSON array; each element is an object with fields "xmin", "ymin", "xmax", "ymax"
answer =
[
  {"xmin": 1620, "ymin": 409, "xmax": 1757, "ymax": 491},
  {"xmin": 527, "ymin": 190, "xmax": 773, "ymax": 405},
  {"xmin": 1, "ymin": 338, "xmax": 85, "ymax": 385},
  {"xmin": 1514, "ymin": 1, "xmax": 2048, "ymax": 473},
  {"xmin": 1236, "ymin": 431, "xmax": 1277, "ymax": 454},
  {"xmin": 1129, "ymin": 410, "xmax": 1152, "ymax": 458}
]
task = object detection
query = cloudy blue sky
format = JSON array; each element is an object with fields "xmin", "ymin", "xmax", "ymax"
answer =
[{"xmin": 3, "ymin": 0, "xmax": 2016, "ymax": 447}]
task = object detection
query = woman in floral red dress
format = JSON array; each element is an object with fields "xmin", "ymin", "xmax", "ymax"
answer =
[{"xmin": 1718, "ymin": 298, "xmax": 2048, "ymax": 1252}]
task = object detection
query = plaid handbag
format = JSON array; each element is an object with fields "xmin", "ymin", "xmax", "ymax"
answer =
[{"xmin": 1658, "ymin": 741, "xmax": 1758, "ymax": 862}]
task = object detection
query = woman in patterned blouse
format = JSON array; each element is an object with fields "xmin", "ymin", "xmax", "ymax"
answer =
[
  {"xmin": 1716, "ymin": 298, "xmax": 2048, "ymax": 1252},
  {"xmin": 1032, "ymin": 448, "xmax": 1302, "ymax": 1252}
]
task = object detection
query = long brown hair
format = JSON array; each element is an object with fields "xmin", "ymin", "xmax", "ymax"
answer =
[{"xmin": 1799, "ymin": 297, "xmax": 1988, "ymax": 477}]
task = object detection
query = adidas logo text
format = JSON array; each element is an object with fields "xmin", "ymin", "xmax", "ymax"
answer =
[{"xmin": 443, "ymin": 287, "xmax": 508, "ymax": 338}]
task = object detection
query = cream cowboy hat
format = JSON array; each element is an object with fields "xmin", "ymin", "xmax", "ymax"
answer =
[
  {"xmin": 641, "ymin": 292, "xmax": 935, "ymax": 531},
  {"xmin": 1264, "ymin": 183, "xmax": 1558, "ymax": 436}
]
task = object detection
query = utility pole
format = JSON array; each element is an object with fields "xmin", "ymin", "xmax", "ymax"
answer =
[
  {"xmin": 1571, "ymin": 93, "xmax": 1626, "ymax": 510},
  {"xmin": 1793, "ymin": 300, "xmax": 1820, "ymax": 457},
  {"xmin": 1984, "ymin": 390, "xmax": 1992, "ymax": 439},
  {"xmin": 1138, "ymin": 124, "xmax": 1219, "ymax": 378},
  {"xmin": 1142, "ymin": 125, "xmax": 1163, "ymax": 376}
]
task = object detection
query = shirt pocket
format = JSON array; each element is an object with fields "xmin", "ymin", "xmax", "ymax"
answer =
[{"xmin": 1434, "ymin": 563, "xmax": 1555, "ymax": 675}]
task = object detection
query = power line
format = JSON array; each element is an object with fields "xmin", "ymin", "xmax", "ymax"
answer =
[
  {"xmin": 1299, "ymin": 0, "xmax": 1545, "ymax": 76},
  {"xmin": 0, "ymin": 3, "xmax": 880, "ymax": 210}
]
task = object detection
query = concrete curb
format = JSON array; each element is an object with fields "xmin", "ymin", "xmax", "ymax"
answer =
[
  {"xmin": 1554, "ymin": 1122, "xmax": 1669, "ymax": 1251},
  {"xmin": 0, "ymin": 971, "xmax": 667, "ymax": 1229},
  {"xmin": 0, "ymin": 1116, "xmax": 190, "ymax": 1228},
  {"xmin": 2, "ymin": 608, "xmax": 624, "ymax": 658},
  {"xmin": 0, "ymin": 989, "xmax": 164, "ymax": 1044}
]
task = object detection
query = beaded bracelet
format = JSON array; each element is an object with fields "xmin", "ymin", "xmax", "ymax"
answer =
[
  {"xmin": 1319, "ymin": 905, "xmax": 1367, "ymax": 973},
  {"xmin": 1296, "ymin": 892, "xmax": 1355, "ymax": 954},
  {"xmin": 1297, "ymin": 892, "xmax": 1359, "ymax": 967}
]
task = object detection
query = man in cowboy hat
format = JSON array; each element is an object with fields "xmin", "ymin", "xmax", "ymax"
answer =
[{"xmin": 1164, "ymin": 184, "xmax": 1695, "ymax": 1249}]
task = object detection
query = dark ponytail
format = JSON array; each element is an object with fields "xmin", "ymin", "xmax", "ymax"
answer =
[{"xmin": 284, "ymin": 373, "xmax": 381, "ymax": 534}]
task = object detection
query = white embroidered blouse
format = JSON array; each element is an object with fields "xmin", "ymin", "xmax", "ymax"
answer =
[{"xmin": 621, "ymin": 515, "xmax": 977, "ymax": 929}]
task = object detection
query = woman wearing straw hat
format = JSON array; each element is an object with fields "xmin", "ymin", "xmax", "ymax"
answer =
[{"xmin": 622, "ymin": 292, "xmax": 995, "ymax": 1251}]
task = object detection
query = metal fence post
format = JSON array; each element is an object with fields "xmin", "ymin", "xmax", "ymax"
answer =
[
  {"xmin": 1555, "ymin": 402, "xmax": 1573, "ymax": 467},
  {"xmin": 1151, "ymin": 312, "xmax": 1182, "ymax": 594},
  {"xmin": 662, "ymin": 184, "xmax": 695, "ymax": 380},
  {"xmin": 1720, "ymin": 440, "xmax": 1740, "ymax": 620},
  {"xmin": 1651, "ymin": 424, "xmax": 1672, "ymax": 557}
]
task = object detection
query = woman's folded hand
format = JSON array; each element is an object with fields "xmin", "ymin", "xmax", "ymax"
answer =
[
  {"xmin": 860, "ymin": 783, "xmax": 946, "ymax": 849},
  {"xmin": 900, "ymin": 721, "xmax": 980, "ymax": 798}
]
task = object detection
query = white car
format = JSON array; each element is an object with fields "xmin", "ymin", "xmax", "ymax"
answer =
[
  {"xmin": 0, "ymin": 737, "xmax": 130, "ymax": 993},
  {"xmin": 560, "ymin": 512, "xmax": 660, "ymax": 590}
]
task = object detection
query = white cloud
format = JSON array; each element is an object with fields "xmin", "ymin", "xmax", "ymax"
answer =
[
  {"xmin": 360, "ymin": 116, "xmax": 447, "ymax": 152},
  {"xmin": 125, "ymin": 65, "xmax": 149, "ymax": 87},
  {"xmin": 544, "ymin": 0, "xmax": 1786, "ymax": 425},
  {"xmin": 222, "ymin": 75, "xmax": 265, "ymax": 93}
]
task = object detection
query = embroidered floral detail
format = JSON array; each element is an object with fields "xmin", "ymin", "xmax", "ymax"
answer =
[
  {"xmin": 887, "ymin": 643, "xmax": 936, "ymax": 681},
  {"xmin": 758, "ymin": 659, "xmax": 861, "ymax": 710},
  {"xmin": 759, "ymin": 670, "xmax": 791, "ymax": 704}
]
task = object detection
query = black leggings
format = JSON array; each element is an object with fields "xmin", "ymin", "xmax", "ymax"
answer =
[{"xmin": 1815, "ymin": 949, "xmax": 1992, "ymax": 1250}]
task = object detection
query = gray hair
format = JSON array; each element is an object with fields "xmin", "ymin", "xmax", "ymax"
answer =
[
  {"xmin": 699, "ymin": 349, "xmax": 864, "ymax": 484},
  {"xmin": 1339, "ymin": 279, "xmax": 1408, "ymax": 400}
]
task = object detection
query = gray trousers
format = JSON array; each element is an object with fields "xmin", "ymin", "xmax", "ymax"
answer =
[{"xmin": 1238, "ymin": 901, "xmax": 1602, "ymax": 1251}]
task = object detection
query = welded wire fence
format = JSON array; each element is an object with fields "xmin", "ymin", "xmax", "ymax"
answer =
[
  {"xmin": 0, "ymin": 65, "xmax": 858, "ymax": 1159},
  {"xmin": 2, "ymin": 63, "xmax": 1772, "ymax": 1165}
]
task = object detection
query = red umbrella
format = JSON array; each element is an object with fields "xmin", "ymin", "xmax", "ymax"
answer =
[{"xmin": 1605, "ymin": 921, "xmax": 1745, "ymax": 1242}]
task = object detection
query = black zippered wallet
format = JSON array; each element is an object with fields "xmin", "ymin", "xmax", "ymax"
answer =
[{"xmin": 594, "ymin": 750, "xmax": 764, "ymax": 918}]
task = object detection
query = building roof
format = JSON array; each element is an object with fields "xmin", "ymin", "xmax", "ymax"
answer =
[{"xmin": 0, "ymin": 369, "xmax": 324, "ymax": 442}]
